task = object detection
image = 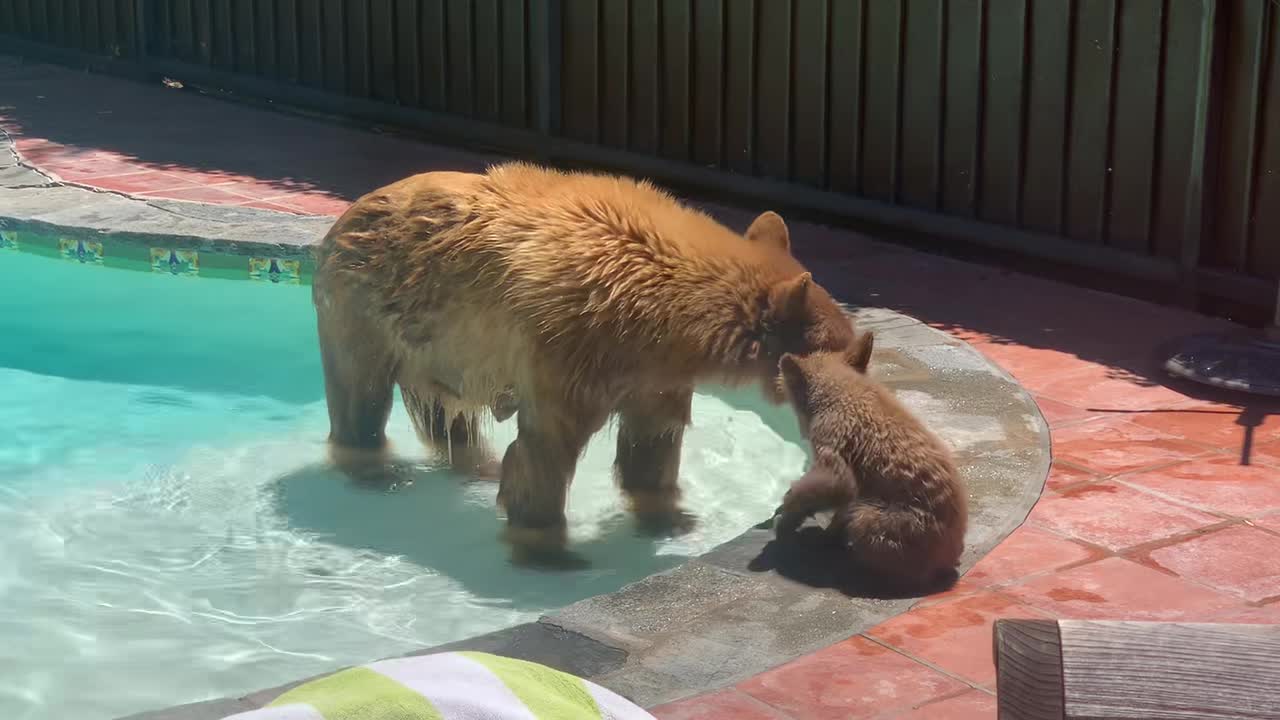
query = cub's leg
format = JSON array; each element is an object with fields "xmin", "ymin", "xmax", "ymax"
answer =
[
  {"xmin": 614, "ymin": 388, "xmax": 695, "ymax": 536},
  {"xmin": 498, "ymin": 399, "xmax": 605, "ymax": 568},
  {"xmin": 316, "ymin": 300, "xmax": 397, "ymax": 477},
  {"xmin": 774, "ymin": 466, "xmax": 852, "ymax": 537},
  {"xmin": 401, "ymin": 383, "xmax": 494, "ymax": 477}
]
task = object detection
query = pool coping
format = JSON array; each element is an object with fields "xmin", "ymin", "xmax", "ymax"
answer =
[{"xmin": 0, "ymin": 132, "xmax": 1051, "ymax": 720}]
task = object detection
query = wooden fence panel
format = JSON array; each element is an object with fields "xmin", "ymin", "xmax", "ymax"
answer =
[
  {"xmin": 690, "ymin": 0, "xmax": 723, "ymax": 169},
  {"xmin": 979, "ymin": 0, "xmax": 1026, "ymax": 226},
  {"xmin": 792, "ymin": 0, "xmax": 830, "ymax": 189},
  {"xmin": 1252, "ymin": 9, "xmax": 1280, "ymax": 280},
  {"xmin": 368, "ymin": 0, "xmax": 396, "ymax": 103},
  {"xmin": 826, "ymin": 0, "xmax": 863, "ymax": 195},
  {"xmin": 1020, "ymin": 0, "xmax": 1071, "ymax": 235},
  {"xmin": 0, "ymin": 1, "xmax": 1276, "ymax": 300},
  {"xmin": 860, "ymin": 0, "xmax": 901, "ymax": 203},
  {"xmin": 721, "ymin": 0, "xmax": 754, "ymax": 175},
  {"xmin": 628, "ymin": 0, "xmax": 660, "ymax": 155},
  {"xmin": 899, "ymin": 0, "xmax": 943, "ymax": 209},
  {"xmin": 1213, "ymin": 0, "xmax": 1271, "ymax": 274},
  {"xmin": 941, "ymin": 0, "xmax": 981, "ymax": 215},
  {"xmin": 660, "ymin": 0, "xmax": 692, "ymax": 162},
  {"xmin": 1064, "ymin": 0, "xmax": 1117, "ymax": 244},
  {"xmin": 598, "ymin": 0, "xmax": 628, "ymax": 149},
  {"xmin": 1106, "ymin": 0, "xmax": 1163, "ymax": 254}
]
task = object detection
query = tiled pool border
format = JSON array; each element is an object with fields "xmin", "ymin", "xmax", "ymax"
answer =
[
  {"xmin": 0, "ymin": 225, "xmax": 316, "ymax": 285},
  {"xmin": 0, "ymin": 150, "xmax": 1050, "ymax": 720}
]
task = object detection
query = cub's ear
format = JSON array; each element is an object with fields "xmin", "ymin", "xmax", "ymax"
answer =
[
  {"xmin": 769, "ymin": 272, "xmax": 811, "ymax": 320},
  {"xmin": 844, "ymin": 331, "xmax": 875, "ymax": 373},
  {"xmin": 745, "ymin": 211, "xmax": 791, "ymax": 253}
]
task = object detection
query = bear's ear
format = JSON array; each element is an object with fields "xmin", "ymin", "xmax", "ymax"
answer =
[
  {"xmin": 844, "ymin": 331, "xmax": 875, "ymax": 373},
  {"xmin": 745, "ymin": 211, "xmax": 791, "ymax": 253},
  {"xmin": 769, "ymin": 272, "xmax": 811, "ymax": 321}
]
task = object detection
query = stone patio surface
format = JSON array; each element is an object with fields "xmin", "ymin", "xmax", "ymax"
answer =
[{"xmin": 3, "ymin": 56, "xmax": 1280, "ymax": 720}]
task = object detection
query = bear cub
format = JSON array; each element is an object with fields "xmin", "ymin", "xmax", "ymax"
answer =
[{"xmin": 774, "ymin": 332, "xmax": 968, "ymax": 591}]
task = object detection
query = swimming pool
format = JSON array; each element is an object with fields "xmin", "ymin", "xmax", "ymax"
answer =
[{"xmin": 0, "ymin": 236, "xmax": 808, "ymax": 719}]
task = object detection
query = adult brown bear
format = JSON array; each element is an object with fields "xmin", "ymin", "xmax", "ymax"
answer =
[{"xmin": 312, "ymin": 163, "xmax": 855, "ymax": 563}]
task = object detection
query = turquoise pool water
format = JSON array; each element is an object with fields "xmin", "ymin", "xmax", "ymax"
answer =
[{"xmin": 0, "ymin": 248, "xmax": 807, "ymax": 719}]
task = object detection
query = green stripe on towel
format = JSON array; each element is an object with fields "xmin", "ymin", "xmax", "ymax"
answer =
[
  {"xmin": 268, "ymin": 667, "xmax": 444, "ymax": 720},
  {"xmin": 461, "ymin": 652, "xmax": 603, "ymax": 720}
]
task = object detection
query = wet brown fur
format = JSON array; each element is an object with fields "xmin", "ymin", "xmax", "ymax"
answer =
[
  {"xmin": 312, "ymin": 162, "xmax": 855, "ymax": 556},
  {"xmin": 775, "ymin": 333, "xmax": 968, "ymax": 590}
]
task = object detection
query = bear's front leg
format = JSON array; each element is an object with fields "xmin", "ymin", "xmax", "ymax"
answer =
[
  {"xmin": 497, "ymin": 403, "xmax": 602, "ymax": 569},
  {"xmin": 614, "ymin": 388, "xmax": 696, "ymax": 537},
  {"xmin": 316, "ymin": 297, "xmax": 398, "ymax": 484}
]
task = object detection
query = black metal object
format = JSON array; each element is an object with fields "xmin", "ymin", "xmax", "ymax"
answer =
[{"xmin": 1165, "ymin": 332, "xmax": 1280, "ymax": 397}]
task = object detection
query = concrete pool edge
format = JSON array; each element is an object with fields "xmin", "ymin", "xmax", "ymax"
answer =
[
  {"xmin": 0, "ymin": 128, "xmax": 331, "ymax": 262},
  {"xmin": 0, "ymin": 136, "xmax": 1050, "ymax": 718}
]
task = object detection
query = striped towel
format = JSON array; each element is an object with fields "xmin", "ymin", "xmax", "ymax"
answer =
[{"xmin": 222, "ymin": 651, "xmax": 654, "ymax": 720}]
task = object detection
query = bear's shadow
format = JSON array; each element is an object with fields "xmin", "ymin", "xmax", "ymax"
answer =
[
  {"xmin": 746, "ymin": 522, "xmax": 954, "ymax": 601},
  {"xmin": 270, "ymin": 460, "xmax": 688, "ymax": 612}
]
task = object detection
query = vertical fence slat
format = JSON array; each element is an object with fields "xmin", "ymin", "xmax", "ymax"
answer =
[
  {"xmin": 499, "ymin": 0, "xmax": 527, "ymax": 126},
  {"xmin": 1065, "ymin": 0, "xmax": 1117, "ymax": 243},
  {"xmin": 599, "ymin": 0, "xmax": 630, "ymax": 147},
  {"xmin": 195, "ymin": 0, "xmax": 213, "ymax": 65},
  {"xmin": 233, "ymin": 0, "xmax": 256, "ymax": 73},
  {"xmin": 860, "ymin": 0, "xmax": 901, "ymax": 201},
  {"xmin": 120, "ymin": 0, "xmax": 139, "ymax": 57},
  {"xmin": 321, "ymin": 0, "xmax": 345, "ymax": 92},
  {"xmin": 560, "ymin": 0, "xmax": 599, "ymax": 141},
  {"xmin": 65, "ymin": 0, "xmax": 83, "ymax": 52},
  {"xmin": 899, "ymin": 0, "xmax": 944, "ymax": 208},
  {"xmin": 100, "ymin": 0, "xmax": 120, "ymax": 56},
  {"xmin": 791, "ymin": 0, "xmax": 829, "ymax": 187},
  {"xmin": 371, "ymin": 0, "xmax": 398, "ymax": 103},
  {"xmin": 1152, "ymin": 0, "xmax": 1210, "ymax": 262},
  {"xmin": 1250, "ymin": 7, "xmax": 1280, "ymax": 279},
  {"xmin": 754, "ymin": 0, "xmax": 791, "ymax": 179},
  {"xmin": 276, "ymin": 0, "xmax": 299, "ymax": 83},
  {"xmin": 297, "ymin": 0, "xmax": 323, "ymax": 87},
  {"xmin": 345, "ymin": 0, "xmax": 371, "ymax": 98},
  {"xmin": 29, "ymin": 0, "xmax": 46, "ymax": 40},
  {"xmin": 393, "ymin": 0, "xmax": 420, "ymax": 106},
  {"xmin": 148, "ymin": 0, "xmax": 172, "ymax": 58},
  {"xmin": 0, "ymin": 1, "xmax": 14, "ymax": 36},
  {"xmin": 827, "ymin": 0, "xmax": 863, "ymax": 193},
  {"xmin": 211, "ymin": 0, "xmax": 234, "ymax": 68},
  {"xmin": 446, "ymin": 0, "xmax": 474, "ymax": 114},
  {"xmin": 172, "ymin": 0, "xmax": 193, "ymax": 62},
  {"xmin": 1020, "ymin": 0, "xmax": 1071, "ymax": 233},
  {"xmin": 629, "ymin": 0, "xmax": 660, "ymax": 154},
  {"xmin": 691, "ymin": 0, "xmax": 723, "ymax": 166},
  {"xmin": 1107, "ymin": 0, "xmax": 1164, "ymax": 253},
  {"xmin": 1213, "ymin": 0, "xmax": 1268, "ymax": 271},
  {"xmin": 48, "ymin": 0, "xmax": 65, "ymax": 46},
  {"xmin": 420, "ymin": 0, "xmax": 448, "ymax": 110},
  {"xmin": 13, "ymin": 0, "xmax": 29, "ymax": 37},
  {"xmin": 661, "ymin": 0, "xmax": 693, "ymax": 160},
  {"xmin": 255, "ymin": 0, "xmax": 277, "ymax": 78},
  {"xmin": 473, "ymin": 0, "xmax": 501, "ymax": 120},
  {"xmin": 722, "ymin": 0, "xmax": 755, "ymax": 174},
  {"xmin": 979, "ymin": 0, "xmax": 1026, "ymax": 225},
  {"xmin": 942, "ymin": 0, "xmax": 982, "ymax": 215}
]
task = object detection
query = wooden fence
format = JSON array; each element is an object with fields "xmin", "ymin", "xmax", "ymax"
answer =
[{"xmin": 1, "ymin": 1, "xmax": 1277, "ymax": 310}]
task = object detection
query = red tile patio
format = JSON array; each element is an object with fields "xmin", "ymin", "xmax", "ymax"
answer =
[{"xmin": 5, "ymin": 59, "xmax": 1280, "ymax": 719}]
